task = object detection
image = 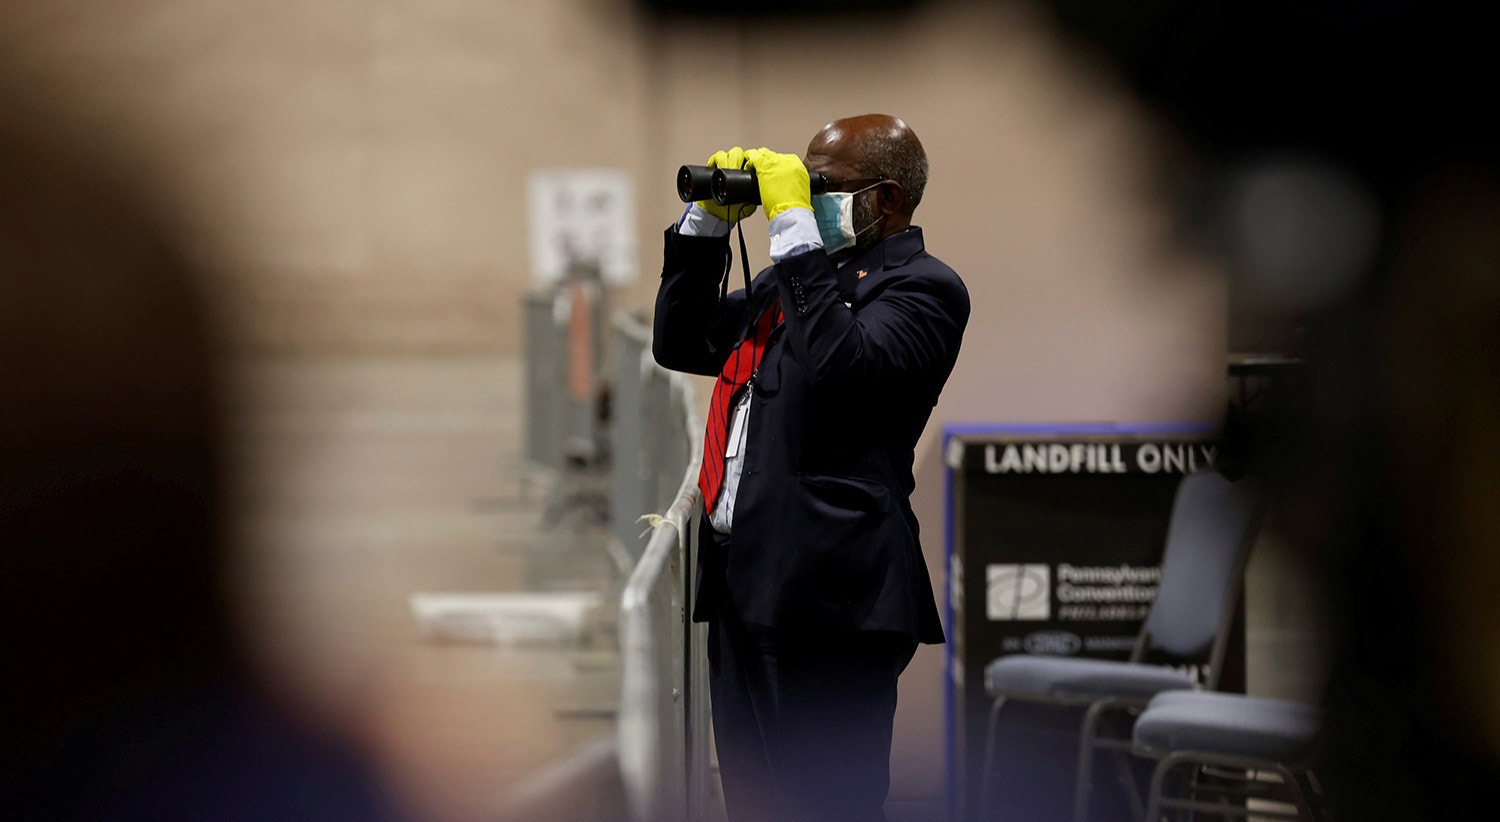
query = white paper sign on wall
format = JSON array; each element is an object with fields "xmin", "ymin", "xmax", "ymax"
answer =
[{"xmin": 527, "ymin": 169, "xmax": 638, "ymax": 287}]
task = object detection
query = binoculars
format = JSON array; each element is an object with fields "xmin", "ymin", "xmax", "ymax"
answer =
[{"xmin": 677, "ymin": 164, "xmax": 829, "ymax": 206}]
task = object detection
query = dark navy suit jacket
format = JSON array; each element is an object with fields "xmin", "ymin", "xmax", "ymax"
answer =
[{"xmin": 652, "ymin": 225, "xmax": 968, "ymax": 644}]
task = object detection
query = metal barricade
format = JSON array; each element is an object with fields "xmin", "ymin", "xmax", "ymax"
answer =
[
  {"xmin": 524, "ymin": 292, "xmax": 563, "ymax": 467},
  {"xmin": 523, "ymin": 305, "xmax": 711, "ymax": 821},
  {"xmin": 608, "ymin": 312, "xmax": 654, "ymax": 568},
  {"xmin": 607, "ymin": 310, "xmax": 697, "ymax": 566},
  {"xmin": 646, "ymin": 367, "xmax": 692, "ymax": 515},
  {"xmin": 523, "ymin": 277, "xmax": 605, "ymax": 470},
  {"xmin": 617, "ymin": 368, "xmax": 711, "ymax": 822}
]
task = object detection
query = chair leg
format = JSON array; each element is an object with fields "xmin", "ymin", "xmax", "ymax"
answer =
[
  {"xmin": 1272, "ymin": 763, "xmax": 1315, "ymax": 821},
  {"xmin": 1297, "ymin": 770, "xmax": 1328, "ymax": 822},
  {"xmin": 979, "ymin": 696, "xmax": 1008, "ymax": 821},
  {"xmin": 1073, "ymin": 701, "xmax": 1106, "ymax": 822},
  {"xmin": 1187, "ymin": 763, "xmax": 1228, "ymax": 822},
  {"xmin": 1075, "ymin": 701, "xmax": 1148, "ymax": 822},
  {"xmin": 1170, "ymin": 761, "xmax": 1197, "ymax": 822},
  {"xmin": 1110, "ymin": 746, "xmax": 1148, "ymax": 822},
  {"xmin": 1184, "ymin": 764, "xmax": 1221, "ymax": 822},
  {"xmin": 1147, "ymin": 753, "xmax": 1323, "ymax": 822},
  {"xmin": 1145, "ymin": 754, "xmax": 1174, "ymax": 822}
]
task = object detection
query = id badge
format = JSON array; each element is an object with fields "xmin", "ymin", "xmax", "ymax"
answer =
[{"xmin": 724, "ymin": 394, "xmax": 750, "ymax": 459}]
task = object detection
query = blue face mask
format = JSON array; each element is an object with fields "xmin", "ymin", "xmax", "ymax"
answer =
[{"xmin": 811, "ymin": 182, "xmax": 883, "ymax": 254}]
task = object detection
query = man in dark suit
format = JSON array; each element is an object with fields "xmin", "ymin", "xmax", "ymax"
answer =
[{"xmin": 652, "ymin": 114, "xmax": 969, "ymax": 821}]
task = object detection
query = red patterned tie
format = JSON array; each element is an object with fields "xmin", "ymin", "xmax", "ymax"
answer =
[{"xmin": 698, "ymin": 300, "xmax": 783, "ymax": 512}]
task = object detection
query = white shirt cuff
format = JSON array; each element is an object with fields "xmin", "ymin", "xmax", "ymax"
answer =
[
  {"xmin": 677, "ymin": 204, "xmax": 730, "ymax": 238},
  {"xmin": 768, "ymin": 208, "xmax": 822, "ymax": 262}
]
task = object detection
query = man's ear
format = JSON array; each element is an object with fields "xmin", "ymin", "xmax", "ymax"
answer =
[{"xmin": 876, "ymin": 180, "xmax": 906, "ymax": 216}]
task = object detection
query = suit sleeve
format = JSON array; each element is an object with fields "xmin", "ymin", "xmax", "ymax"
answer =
[
  {"xmin": 773, "ymin": 248, "xmax": 969, "ymax": 385},
  {"xmin": 652, "ymin": 227, "xmax": 746, "ymax": 377}
]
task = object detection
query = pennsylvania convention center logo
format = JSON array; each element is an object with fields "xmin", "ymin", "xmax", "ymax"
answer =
[{"xmin": 985, "ymin": 563, "xmax": 1050, "ymax": 621}]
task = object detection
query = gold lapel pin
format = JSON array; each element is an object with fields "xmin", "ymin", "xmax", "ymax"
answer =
[{"xmin": 857, "ymin": 269, "xmax": 869, "ymax": 279}]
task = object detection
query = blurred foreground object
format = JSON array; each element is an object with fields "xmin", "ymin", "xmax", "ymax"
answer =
[
  {"xmin": 0, "ymin": 85, "xmax": 406, "ymax": 820},
  {"xmin": 1034, "ymin": 0, "xmax": 1500, "ymax": 817},
  {"xmin": 640, "ymin": 0, "xmax": 924, "ymax": 15},
  {"xmin": 1039, "ymin": 0, "xmax": 1497, "ymax": 349}
]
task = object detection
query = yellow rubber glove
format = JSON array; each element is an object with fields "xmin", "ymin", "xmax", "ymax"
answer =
[
  {"xmin": 743, "ymin": 148, "xmax": 812, "ymax": 220},
  {"xmin": 699, "ymin": 147, "xmax": 757, "ymax": 223}
]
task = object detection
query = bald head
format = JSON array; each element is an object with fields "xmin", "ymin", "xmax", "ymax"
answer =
[{"xmin": 806, "ymin": 114, "xmax": 928, "ymax": 218}]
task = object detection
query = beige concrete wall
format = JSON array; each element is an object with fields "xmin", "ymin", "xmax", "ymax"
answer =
[
  {"xmin": 1, "ymin": 0, "xmax": 1230, "ymax": 803},
  {"xmin": 0, "ymin": 1, "xmax": 1222, "ymax": 369},
  {"xmin": 1, "ymin": 0, "xmax": 653, "ymax": 353}
]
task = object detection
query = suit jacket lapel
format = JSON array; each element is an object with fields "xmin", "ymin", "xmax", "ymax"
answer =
[{"xmin": 851, "ymin": 227, "xmax": 926, "ymax": 306}]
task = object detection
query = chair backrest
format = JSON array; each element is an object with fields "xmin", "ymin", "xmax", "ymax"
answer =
[{"xmin": 1135, "ymin": 468, "xmax": 1260, "ymax": 683}]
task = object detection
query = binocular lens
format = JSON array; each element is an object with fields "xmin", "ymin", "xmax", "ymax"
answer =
[
  {"xmin": 677, "ymin": 165, "xmax": 716, "ymax": 203},
  {"xmin": 674, "ymin": 164, "xmax": 830, "ymax": 206},
  {"xmin": 712, "ymin": 169, "xmax": 759, "ymax": 207}
]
